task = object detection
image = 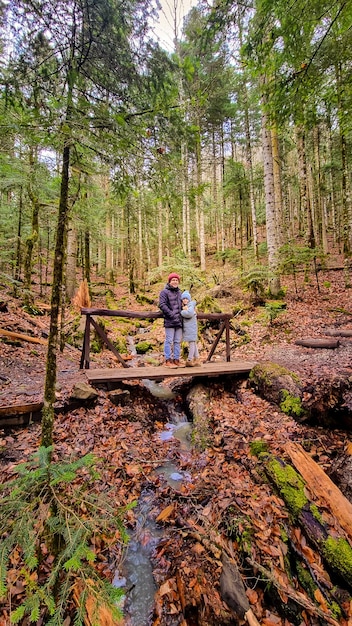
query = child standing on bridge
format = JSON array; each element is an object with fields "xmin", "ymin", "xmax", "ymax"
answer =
[{"xmin": 181, "ymin": 290, "xmax": 201, "ymax": 367}]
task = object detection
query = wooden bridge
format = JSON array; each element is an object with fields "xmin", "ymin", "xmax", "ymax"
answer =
[
  {"xmin": 80, "ymin": 307, "xmax": 256, "ymax": 384},
  {"xmin": 85, "ymin": 359, "xmax": 257, "ymax": 384},
  {"xmin": 80, "ymin": 307, "xmax": 236, "ymax": 369}
]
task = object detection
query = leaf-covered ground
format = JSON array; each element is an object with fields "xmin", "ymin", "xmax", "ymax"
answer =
[{"xmin": 1, "ymin": 267, "xmax": 352, "ymax": 625}]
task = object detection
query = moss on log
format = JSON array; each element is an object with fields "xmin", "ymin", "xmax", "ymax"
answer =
[
  {"xmin": 249, "ymin": 362, "xmax": 303, "ymax": 417},
  {"xmin": 264, "ymin": 455, "xmax": 352, "ymax": 589}
]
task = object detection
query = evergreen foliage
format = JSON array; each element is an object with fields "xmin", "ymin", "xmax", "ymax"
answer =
[
  {"xmin": 241, "ymin": 266, "xmax": 269, "ymax": 304},
  {"xmin": 0, "ymin": 446, "xmax": 135, "ymax": 624}
]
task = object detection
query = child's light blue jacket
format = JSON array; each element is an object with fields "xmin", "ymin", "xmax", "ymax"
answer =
[{"xmin": 181, "ymin": 299, "xmax": 198, "ymax": 341}]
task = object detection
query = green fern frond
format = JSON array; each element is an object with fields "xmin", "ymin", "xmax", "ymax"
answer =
[
  {"xmin": 0, "ymin": 447, "xmax": 130, "ymax": 624},
  {"xmin": 29, "ymin": 596, "xmax": 40, "ymax": 622},
  {"xmin": 0, "ymin": 539, "xmax": 12, "ymax": 598},
  {"xmin": 9, "ymin": 603, "xmax": 26, "ymax": 624}
]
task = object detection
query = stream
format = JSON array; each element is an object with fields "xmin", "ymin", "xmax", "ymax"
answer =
[{"xmin": 113, "ymin": 377, "xmax": 193, "ymax": 626}]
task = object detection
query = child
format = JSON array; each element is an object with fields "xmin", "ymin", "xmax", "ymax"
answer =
[
  {"xmin": 181, "ymin": 290, "xmax": 201, "ymax": 367},
  {"xmin": 159, "ymin": 273, "xmax": 182, "ymax": 367}
]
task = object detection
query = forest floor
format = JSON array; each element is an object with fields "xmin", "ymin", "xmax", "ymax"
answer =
[{"xmin": 1, "ymin": 262, "xmax": 352, "ymax": 626}]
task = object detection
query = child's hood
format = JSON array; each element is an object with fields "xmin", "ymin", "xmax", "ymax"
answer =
[{"xmin": 181, "ymin": 290, "xmax": 191, "ymax": 300}]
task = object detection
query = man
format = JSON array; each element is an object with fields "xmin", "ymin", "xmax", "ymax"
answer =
[{"xmin": 159, "ymin": 273, "xmax": 182, "ymax": 367}]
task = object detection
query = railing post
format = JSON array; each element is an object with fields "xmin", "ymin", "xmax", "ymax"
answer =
[
  {"xmin": 80, "ymin": 314, "xmax": 91, "ymax": 369},
  {"xmin": 225, "ymin": 317, "xmax": 231, "ymax": 361}
]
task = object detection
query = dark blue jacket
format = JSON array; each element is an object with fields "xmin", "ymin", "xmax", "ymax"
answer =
[{"xmin": 159, "ymin": 284, "xmax": 182, "ymax": 328}]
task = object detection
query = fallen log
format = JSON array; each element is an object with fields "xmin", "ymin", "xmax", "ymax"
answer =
[
  {"xmin": 285, "ymin": 442, "xmax": 352, "ymax": 543},
  {"xmin": 263, "ymin": 453, "xmax": 352, "ymax": 589},
  {"xmin": 0, "ymin": 402, "xmax": 43, "ymax": 417},
  {"xmin": 177, "ymin": 515, "xmax": 341, "ymax": 625},
  {"xmin": 0, "ymin": 328, "xmax": 47, "ymax": 345},
  {"xmin": 220, "ymin": 553, "xmax": 260, "ymax": 626},
  {"xmin": 249, "ymin": 362, "xmax": 303, "ymax": 418},
  {"xmin": 186, "ymin": 383, "xmax": 213, "ymax": 449},
  {"xmin": 176, "ymin": 517, "xmax": 260, "ymax": 625},
  {"xmin": 325, "ymin": 329, "xmax": 352, "ymax": 337},
  {"xmin": 246, "ymin": 558, "xmax": 341, "ymax": 626},
  {"xmin": 294, "ymin": 338, "xmax": 340, "ymax": 349}
]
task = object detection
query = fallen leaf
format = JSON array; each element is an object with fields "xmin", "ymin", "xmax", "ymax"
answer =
[
  {"xmin": 246, "ymin": 587, "xmax": 258, "ymax": 604},
  {"xmin": 159, "ymin": 578, "xmax": 175, "ymax": 596},
  {"xmin": 156, "ymin": 504, "xmax": 174, "ymax": 522}
]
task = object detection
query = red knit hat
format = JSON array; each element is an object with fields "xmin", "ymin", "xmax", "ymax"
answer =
[{"xmin": 168, "ymin": 272, "xmax": 180, "ymax": 282}]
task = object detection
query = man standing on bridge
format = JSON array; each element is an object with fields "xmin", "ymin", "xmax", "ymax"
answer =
[{"xmin": 159, "ymin": 273, "xmax": 182, "ymax": 368}]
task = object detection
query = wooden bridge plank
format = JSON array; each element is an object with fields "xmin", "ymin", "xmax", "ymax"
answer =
[{"xmin": 85, "ymin": 360, "xmax": 257, "ymax": 383}]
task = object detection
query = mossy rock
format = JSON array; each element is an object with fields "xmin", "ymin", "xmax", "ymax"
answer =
[
  {"xmin": 249, "ymin": 362, "xmax": 303, "ymax": 418},
  {"xmin": 197, "ymin": 294, "xmax": 222, "ymax": 314},
  {"xmin": 136, "ymin": 293, "xmax": 156, "ymax": 306},
  {"xmin": 135, "ymin": 341, "xmax": 153, "ymax": 354},
  {"xmin": 113, "ymin": 338, "xmax": 127, "ymax": 354}
]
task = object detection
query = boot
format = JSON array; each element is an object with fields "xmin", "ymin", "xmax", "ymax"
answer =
[
  {"xmin": 173, "ymin": 359, "xmax": 181, "ymax": 367},
  {"xmin": 193, "ymin": 358, "xmax": 202, "ymax": 366},
  {"xmin": 165, "ymin": 359, "xmax": 178, "ymax": 368},
  {"xmin": 186, "ymin": 359, "xmax": 196, "ymax": 367}
]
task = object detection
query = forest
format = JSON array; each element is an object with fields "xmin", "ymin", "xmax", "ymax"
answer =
[{"xmin": 1, "ymin": 0, "xmax": 352, "ymax": 624}]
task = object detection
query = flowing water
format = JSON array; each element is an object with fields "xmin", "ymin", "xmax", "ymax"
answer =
[{"xmin": 113, "ymin": 379, "xmax": 193, "ymax": 625}]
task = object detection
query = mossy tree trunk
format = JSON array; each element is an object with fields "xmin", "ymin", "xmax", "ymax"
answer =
[
  {"xmin": 24, "ymin": 149, "xmax": 40, "ymax": 307},
  {"xmin": 41, "ymin": 140, "xmax": 71, "ymax": 448}
]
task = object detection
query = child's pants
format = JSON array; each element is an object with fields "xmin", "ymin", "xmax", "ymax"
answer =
[{"xmin": 188, "ymin": 341, "xmax": 199, "ymax": 360}]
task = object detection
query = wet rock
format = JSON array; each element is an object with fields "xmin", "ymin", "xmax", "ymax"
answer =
[
  {"xmin": 108, "ymin": 389, "xmax": 131, "ymax": 406},
  {"xmin": 70, "ymin": 382, "xmax": 98, "ymax": 401},
  {"xmin": 220, "ymin": 553, "xmax": 249, "ymax": 619},
  {"xmin": 143, "ymin": 379, "xmax": 175, "ymax": 400}
]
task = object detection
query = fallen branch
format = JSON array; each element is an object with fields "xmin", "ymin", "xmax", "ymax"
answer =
[
  {"xmin": 0, "ymin": 328, "xmax": 47, "ymax": 345},
  {"xmin": 176, "ymin": 517, "xmax": 259, "ymax": 625},
  {"xmin": 246, "ymin": 558, "xmax": 341, "ymax": 626}
]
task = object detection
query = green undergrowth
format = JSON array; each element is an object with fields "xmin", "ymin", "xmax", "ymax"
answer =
[
  {"xmin": 279, "ymin": 390, "xmax": 304, "ymax": 417},
  {"xmin": 0, "ymin": 447, "xmax": 135, "ymax": 625}
]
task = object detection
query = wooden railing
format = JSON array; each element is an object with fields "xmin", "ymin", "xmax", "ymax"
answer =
[{"xmin": 80, "ymin": 308, "xmax": 233, "ymax": 370}]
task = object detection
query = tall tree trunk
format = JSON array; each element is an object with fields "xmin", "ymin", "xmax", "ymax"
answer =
[
  {"xmin": 42, "ymin": 56, "xmax": 75, "ymax": 448},
  {"xmin": 84, "ymin": 229, "xmax": 90, "ymax": 285},
  {"xmin": 328, "ymin": 117, "xmax": 338, "ymax": 248},
  {"xmin": 138, "ymin": 201, "xmax": 143, "ymax": 279},
  {"xmin": 244, "ymin": 100, "xmax": 258, "ymax": 260},
  {"xmin": 220, "ymin": 125, "xmax": 228, "ymax": 251},
  {"xmin": 144, "ymin": 212, "xmax": 151, "ymax": 272},
  {"xmin": 119, "ymin": 205, "xmax": 125, "ymax": 272},
  {"xmin": 212, "ymin": 128, "xmax": 219, "ymax": 252},
  {"xmin": 238, "ymin": 18, "xmax": 258, "ymax": 259},
  {"xmin": 271, "ymin": 126, "xmax": 285, "ymax": 248},
  {"xmin": 105, "ymin": 210, "xmax": 113, "ymax": 283},
  {"xmin": 42, "ymin": 139, "xmax": 71, "ymax": 449},
  {"xmin": 13, "ymin": 186, "xmax": 23, "ymax": 295},
  {"xmin": 195, "ymin": 127, "xmax": 206, "ymax": 271},
  {"xmin": 335, "ymin": 62, "xmax": 351, "ymax": 285},
  {"xmin": 182, "ymin": 143, "xmax": 190, "ymax": 256},
  {"xmin": 296, "ymin": 125, "xmax": 315, "ymax": 248},
  {"xmin": 66, "ymin": 220, "xmax": 77, "ymax": 300},
  {"xmin": 24, "ymin": 149, "xmax": 40, "ymax": 307},
  {"xmin": 313, "ymin": 124, "xmax": 328, "ymax": 253},
  {"xmin": 261, "ymin": 102, "xmax": 280, "ymax": 295},
  {"xmin": 158, "ymin": 202, "xmax": 163, "ymax": 267}
]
